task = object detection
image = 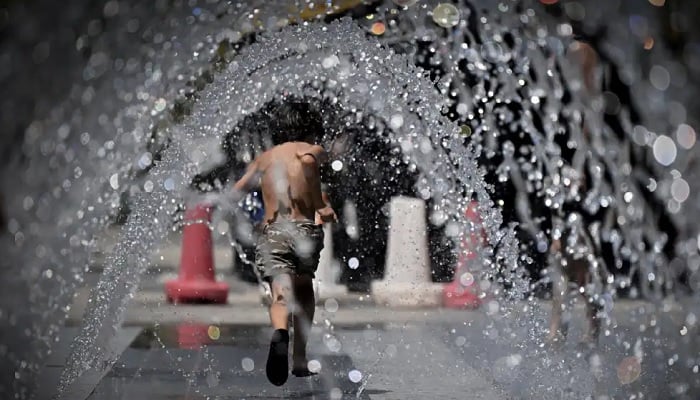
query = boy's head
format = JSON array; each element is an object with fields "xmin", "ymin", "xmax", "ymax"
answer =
[{"xmin": 271, "ymin": 101, "xmax": 324, "ymax": 144}]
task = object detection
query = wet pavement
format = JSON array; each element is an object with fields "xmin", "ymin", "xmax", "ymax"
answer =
[
  {"xmin": 52, "ymin": 273, "xmax": 700, "ymax": 400},
  {"xmin": 74, "ymin": 301, "xmax": 700, "ymax": 400},
  {"xmin": 88, "ymin": 325, "xmax": 367, "ymax": 400},
  {"xmin": 42, "ymin": 295, "xmax": 700, "ymax": 400},
  {"xmin": 86, "ymin": 324, "xmax": 502, "ymax": 400}
]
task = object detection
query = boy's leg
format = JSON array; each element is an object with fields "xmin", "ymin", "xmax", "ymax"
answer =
[
  {"xmin": 269, "ymin": 273, "xmax": 293, "ymax": 329},
  {"xmin": 287, "ymin": 221, "xmax": 323, "ymax": 376},
  {"xmin": 266, "ymin": 273, "xmax": 294, "ymax": 386},
  {"xmin": 291, "ymin": 274, "xmax": 316, "ymax": 374}
]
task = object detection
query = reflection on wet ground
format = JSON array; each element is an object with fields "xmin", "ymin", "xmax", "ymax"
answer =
[
  {"xmin": 85, "ymin": 305, "xmax": 700, "ymax": 400},
  {"xmin": 129, "ymin": 324, "xmax": 267, "ymax": 349},
  {"xmin": 89, "ymin": 324, "xmax": 372, "ymax": 400}
]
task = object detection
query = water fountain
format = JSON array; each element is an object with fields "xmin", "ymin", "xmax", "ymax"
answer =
[{"xmin": 0, "ymin": 0, "xmax": 698, "ymax": 398}]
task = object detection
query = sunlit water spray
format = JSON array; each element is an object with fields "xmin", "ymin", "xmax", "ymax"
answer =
[
  {"xmin": 1, "ymin": 0, "xmax": 697, "ymax": 398},
  {"xmin": 56, "ymin": 16, "xmax": 525, "ymax": 395}
]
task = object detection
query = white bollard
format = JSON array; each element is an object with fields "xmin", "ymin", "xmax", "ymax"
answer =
[
  {"xmin": 371, "ymin": 196, "xmax": 444, "ymax": 307},
  {"xmin": 315, "ymin": 224, "xmax": 347, "ymax": 301}
]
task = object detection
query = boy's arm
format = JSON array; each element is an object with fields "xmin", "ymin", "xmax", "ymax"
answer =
[
  {"xmin": 297, "ymin": 144, "xmax": 327, "ymax": 209},
  {"xmin": 298, "ymin": 153, "xmax": 327, "ymax": 211},
  {"xmin": 297, "ymin": 147, "xmax": 337, "ymax": 223},
  {"xmin": 321, "ymin": 190, "xmax": 331, "ymax": 208},
  {"xmin": 231, "ymin": 159, "xmax": 260, "ymax": 201},
  {"xmin": 315, "ymin": 190, "xmax": 335, "ymax": 224}
]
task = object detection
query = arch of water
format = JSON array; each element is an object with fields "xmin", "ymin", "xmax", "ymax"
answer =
[{"xmin": 56, "ymin": 17, "xmax": 525, "ymax": 394}]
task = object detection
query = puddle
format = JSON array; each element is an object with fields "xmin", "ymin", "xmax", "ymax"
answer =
[{"xmin": 130, "ymin": 324, "xmax": 269, "ymax": 349}]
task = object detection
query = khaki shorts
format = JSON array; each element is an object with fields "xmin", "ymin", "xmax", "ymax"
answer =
[{"xmin": 255, "ymin": 219, "xmax": 324, "ymax": 281}]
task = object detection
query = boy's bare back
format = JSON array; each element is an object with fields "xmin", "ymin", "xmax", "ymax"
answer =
[{"xmin": 233, "ymin": 142, "xmax": 335, "ymax": 225}]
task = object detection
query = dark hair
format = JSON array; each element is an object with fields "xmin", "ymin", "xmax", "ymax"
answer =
[{"xmin": 270, "ymin": 102, "xmax": 324, "ymax": 143}]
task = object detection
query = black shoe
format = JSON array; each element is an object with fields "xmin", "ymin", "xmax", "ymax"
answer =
[{"xmin": 266, "ymin": 329, "xmax": 289, "ymax": 386}]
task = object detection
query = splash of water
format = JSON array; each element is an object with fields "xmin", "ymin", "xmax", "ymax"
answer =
[
  {"xmin": 1, "ymin": 0, "xmax": 697, "ymax": 398},
  {"xmin": 57, "ymin": 16, "xmax": 525, "ymax": 394}
]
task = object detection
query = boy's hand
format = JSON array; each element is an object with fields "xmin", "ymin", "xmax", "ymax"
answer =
[{"xmin": 316, "ymin": 205, "xmax": 337, "ymax": 224}]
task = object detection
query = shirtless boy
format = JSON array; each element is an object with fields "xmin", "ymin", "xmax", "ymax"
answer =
[{"xmin": 230, "ymin": 140, "xmax": 337, "ymax": 386}]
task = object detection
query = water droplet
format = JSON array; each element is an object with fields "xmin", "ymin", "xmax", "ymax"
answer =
[
  {"xmin": 324, "ymin": 334, "xmax": 342, "ymax": 352},
  {"xmin": 459, "ymin": 272, "xmax": 474, "ymax": 287},
  {"xmin": 456, "ymin": 103, "xmax": 468, "ymax": 115},
  {"xmin": 676, "ymin": 124, "xmax": 696, "ymax": 149},
  {"xmin": 430, "ymin": 209, "xmax": 448, "ymax": 226},
  {"xmin": 649, "ymin": 65, "xmax": 670, "ymax": 91},
  {"xmin": 331, "ymin": 160, "xmax": 343, "ymax": 171},
  {"xmin": 103, "ymin": 1, "xmax": 120, "ymax": 18},
  {"xmin": 653, "ymin": 135, "xmax": 677, "ymax": 166},
  {"xmin": 329, "ymin": 387, "xmax": 343, "ymax": 400},
  {"xmin": 432, "ymin": 3, "xmax": 461, "ymax": 28},
  {"xmin": 617, "ymin": 356, "xmax": 642, "ymax": 385},
  {"xmin": 241, "ymin": 357, "xmax": 254, "ymax": 372},
  {"xmin": 207, "ymin": 325, "xmax": 220, "ymax": 340},
  {"xmin": 322, "ymin": 54, "xmax": 340, "ymax": 69},
  {"xmin": 22, "ymin": 196, "xmax": 34, "ymax": 210},
  {"xmin": 389, "ymin": 114, "xmax": 404, "ymax": 130},
  {"xmin": 624, "ymin": 192, "xmax": 634, "ymax": 203},
  {"xmin": 455, "ymin": 336, "xmax": 466, "ymax": 346},
  {"xmin": 370, "ymin": 22, "xmax": 385, "ymax": 35},
  {"xmin": 217, "ymin": 220, "xmax": 230, "ymax": 235},
  {"xmin": 307, "ymin": 359, "xmax": 322, "ymax": 373},
  {"xmin": 445, "ymin": 222, "xmax": 460, "ymax": 237},
  {"xmin": 109, "ymin": 174, "xmax": 119, "ymax": 190},
  {"xmin": 348, "ymin": 257, "xmax": 360, "ymax": 269},
  {"xmin": 557, "ymin": 23, "xmax": 573, "ymax": 36},
  {"xmin": 138, "ymin": 152, "xmax": 153, "ymax": 169},
  {"xmin": 324, "ymin": 298, "xmax": 339, "ymax": 313},
  {"xmin": 143, "ymin": 180, "xmax": 154, "ymax": 193},
  {"xmin": 348, "ymin": 369, "xmax": 363, "ymax": 383},
  {"xmin": 164, "ymin": 177, "xmax": 175, "ymax": 191},
  {"xmin": 154, "ymin": 98, "xmax": 167, "ymax": 112},
  {"xmin": 671, "ymin": 178, "xmax": 690, "ymax": 203},
  {"xmin": 506, "ymin": 354, "xmax": 522, "ymax": 367}
]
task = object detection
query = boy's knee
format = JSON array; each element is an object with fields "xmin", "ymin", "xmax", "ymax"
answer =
[
  {"xmin": 271, "ymin": 275, "xmax": 293, "ymax": 304},
  {"xmin": 272, "ymin": 292, "xmax": 288, "ymax": 305}
]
